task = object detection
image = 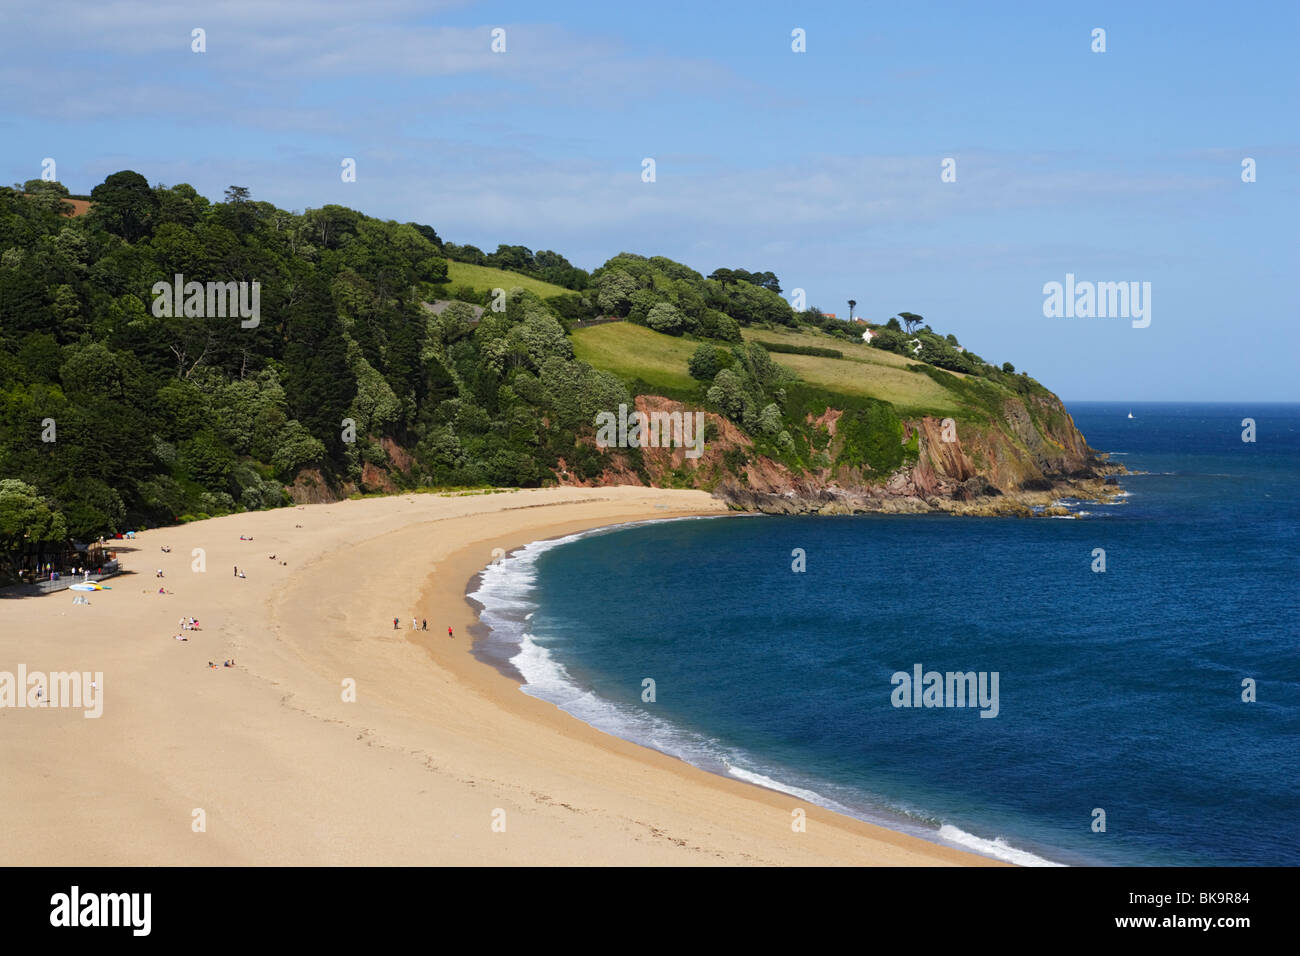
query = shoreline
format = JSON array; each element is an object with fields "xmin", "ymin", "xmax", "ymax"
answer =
[
  {"xmin": 1, "ymin": 486, "xmax": 994, "ymax": 865},
  {"xmin": 404, "ymin": 492, "xmax": 995, "ymax": 864},
  {"xmin": 459, "ymin": 514, "xmax": 1055, "ymax": 866},
  {"xmin": 463, "ymin": 513, "xmax": 739, "ymax": 683}
]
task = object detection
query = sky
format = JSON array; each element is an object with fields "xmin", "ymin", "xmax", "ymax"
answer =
[{"xmin": 2, "ymin": 0, "xmax": 1297, "ymax": 401}]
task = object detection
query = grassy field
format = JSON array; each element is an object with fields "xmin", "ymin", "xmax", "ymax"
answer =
[
  {"xmin": 741, "ymin": 326, "xmax": 968, "ymax": 414},
  {"xmin": 741, "ymin": 325, "xmax": 941, "ymax": 371},
  {"xmin": 571, "ymin": 322, "xmax": 969, "ymax": 415},
  {"xmin": 445, "ymin": 260, "xmax": 571, "ymax": 299},
  {"xmin": 769, "ymin": 352, "xmax": 962, "ymax": 414},
  {"xmin": 570, "ymin": 322, "xmax": 700, "ymax": 393}
]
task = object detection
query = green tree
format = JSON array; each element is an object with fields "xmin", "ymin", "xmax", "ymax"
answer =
[
  {"xmin": 644, "ymin": 302, "xmax": 685, "ymax": 334},
  {"xmin": 179, "ymin": 430, "xmax": 236, "ymax": 488},
  {"xmin": 89, "ymin": 170, "xmax": 159, "ymax": 242},
  {"xmin": 270, "ymin": 420, "xmax": 326, "ymax": 476},
  {"xmin": 22, "ymin": 178, "xmax": 69, "ymax": 197},
  {"xmin": 898, "ymin": 312, "xmax": 924, "ymax": 333},
  {"xmin": 688, "ymin": 343, "xmax": 721, "ymax": 380},
  {"xmin": 282, "ymin": 272, "xmax": 357, "ymax": 457},
  {"xmin": 758, "ymin": 402, "xmax": 783, "ymax": 436},
  {"xmin": 594, "ymin": 268, "xmax": 637, "ymax": 316},
  {"xmin": 706, "ymin": 368, "xmax": 749, "ymax": 420},
  {"xmin": 0, "ymin": 479, "xmax": 67, "ymax": 576}
]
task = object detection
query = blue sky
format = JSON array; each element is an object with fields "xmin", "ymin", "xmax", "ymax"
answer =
[{"xmin": 3, "ymin": 0, "xmax": 1296, "ymax": 400}]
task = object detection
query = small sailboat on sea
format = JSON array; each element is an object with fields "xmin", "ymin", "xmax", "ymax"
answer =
[{"xmin": 1127, "ymin": 411, "xmax": 1134, "ymax": 419}]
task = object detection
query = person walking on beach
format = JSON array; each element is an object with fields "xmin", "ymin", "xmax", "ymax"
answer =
[
  {"xmin": 447, "ymin": 626, "xmax": 454, "ymax": 639},
  {"xmin": 422, "ymin": 619, "xmax": 428, "ymax": 631},
  {"xmin": 393, "ymin": 617, "xmax": 399, "ymax": 630},
  {"xmin": 411, "ymin": 617, "xmax": 417, "ymax": 630}
]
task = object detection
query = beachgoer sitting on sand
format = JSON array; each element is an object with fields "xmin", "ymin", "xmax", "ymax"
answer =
[
  {"xmin": 208, "ymin": 661, "xmax": 217, "ymax": 668},
  {"xmin": 161, "ymin": 545, "xmax": 171, "ymax": 553},
  {"xmin": 238, "ymin": 570, "xmax": 246, "ymax": 578},
  {"xmin": 174, "ymin": 634, "xmax": 187, "ymax": 641},
  {"xmin": 156, "ymin": 569, "xmax": 164, "ymax": 578}
]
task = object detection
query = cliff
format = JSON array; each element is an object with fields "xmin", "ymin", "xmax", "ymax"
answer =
[{"xmin": 552, "ymin": 392, "xmax": 1124, "ymax": 517}]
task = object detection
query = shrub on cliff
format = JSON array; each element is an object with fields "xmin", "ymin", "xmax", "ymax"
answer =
[{"xmin": 835, "ymin": 400, "xmax": 907, "ymax": 474}]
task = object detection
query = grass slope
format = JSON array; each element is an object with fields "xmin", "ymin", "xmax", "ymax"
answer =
[
  {"xmin": 739, "ymin": 327, "xmax": 965, "ymax": 414},
  {"xmin": 445, "ymin": 260, "xmax": 571, "ymax": 299},
  {"xmin": 570, "ymin": 322, "xmax": 700, "ymax": 394},
  {"xmin": 741, "ymin": 326, "xmax": 916, "ymax": 370},
  {"xmin": 572, "ymin": 322, "xmax": 970, "ymax": 416}
]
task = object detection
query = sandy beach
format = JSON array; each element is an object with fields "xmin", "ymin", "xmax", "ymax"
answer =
[{"xmin": 0, "ymin": 486, "xmax": 991, "ymax": 866}]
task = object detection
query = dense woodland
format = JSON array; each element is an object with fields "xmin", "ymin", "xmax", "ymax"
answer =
[{"xmin": 0, "ymin": 173, "xmax": 1037, "ymax": 576}]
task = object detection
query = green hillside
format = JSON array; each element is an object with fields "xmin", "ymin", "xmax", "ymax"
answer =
[
  {"xmin": 570, "ymin": 323, "xmax": 699, "ymax": 394},
  {"xmin": 445, "ymin": 260, "xmax": 570, "ymax": 299},
  {"xmin": 575, "ymin": 323, "xmax": 982, "ymax": 418}
]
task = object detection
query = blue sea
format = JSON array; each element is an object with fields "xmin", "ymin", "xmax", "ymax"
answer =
[{"xmin": 471, "ymin": 403, "xmax": 1300, "ymax": 866}]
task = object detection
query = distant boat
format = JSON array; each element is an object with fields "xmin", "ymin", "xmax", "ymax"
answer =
[{"xmin": 1127, "ymin": 411, "xmax": 1134, "ymax": 419}]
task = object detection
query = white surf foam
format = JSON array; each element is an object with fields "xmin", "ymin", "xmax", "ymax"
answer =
[
  {"xmin": 725, "ymin": 764, "xmax": 832, "ymax": 804},
  {"xmin": 937, "ymin": 824, "xmax": 1066, "ymax": 867}
]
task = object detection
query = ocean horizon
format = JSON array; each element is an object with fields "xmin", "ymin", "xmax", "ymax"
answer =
[{"xmin": 470, "ymin": 401, "xmax": 1300, "ymax": 866}]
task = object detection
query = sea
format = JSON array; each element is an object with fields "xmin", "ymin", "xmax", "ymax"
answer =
[{"xmin": 469, "ymin": 402, "xmax": 1299, "ymax": 866}]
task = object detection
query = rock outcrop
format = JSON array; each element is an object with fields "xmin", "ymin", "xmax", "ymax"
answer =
[{"xmin": 549, "ymin": 391, "xmax": 1125, "ymax": 518}]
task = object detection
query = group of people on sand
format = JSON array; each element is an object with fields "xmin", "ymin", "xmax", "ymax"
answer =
[
  {"xmin": 392, "ymin": 617, "xmax": 454, "ymax": 638},
  {"xmin": 233, "ymin": 565, "xmax": 246, "ymax": 578},
  {"xmin": 207, "ymin": 660, "xmax": 236, "ymax": 668},
  {"xmin": 173, "ymin": 615, "xmax": 201, "ymax": 641}
]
